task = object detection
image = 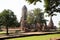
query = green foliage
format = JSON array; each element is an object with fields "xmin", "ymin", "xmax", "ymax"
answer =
[
  {"xmin": 0, "ymin": 9, "xmax": 18, "ymax": 27},
  {"xmin": 27, "ymin": 8, "xmax": 46, "ymax": 25},
  {"xmin": 26, "ymin": 0, "xmax": 60, "ymax": 15},
  {"xmin": 32, "ymin": 8, "xmax": 42, "ymax": 16},
  {"xmin": 27, "ymin": 11, "xmax": 34, "ymax": 24},
  {"xmin": 44, "ymin": 0, "xmax": 60, "ymax": 25},
  {"xmin": 26, "ymin": 0, "xmax": 41, "ymax": 5},
  {"xmin": 44, "ymin": 0, "xmax": 60, "ymax": 16},
  {"xmin": 32, "ymin": 8, "xmax": 46, "ymax": 24}
]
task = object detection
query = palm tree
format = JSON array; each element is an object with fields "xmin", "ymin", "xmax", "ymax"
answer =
[{"xmin": 32, "ymin": 8, "xmax": 46, "ymax": 31}]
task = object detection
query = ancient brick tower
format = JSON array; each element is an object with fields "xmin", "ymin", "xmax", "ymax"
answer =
[
  {"xmin": 47, "ymin": 16, "xmax": 54, "ymax": 31},
  {"xmin": 20, "ymin": 5, "xmax": 27, "ymax": 32}
]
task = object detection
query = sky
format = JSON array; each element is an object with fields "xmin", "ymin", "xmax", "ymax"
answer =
[{"xmin": 0, "ymin": 0, "xmax": 60, "ymax": 27}]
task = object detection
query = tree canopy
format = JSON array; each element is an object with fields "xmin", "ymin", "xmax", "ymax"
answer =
[
  {"xmin": 44, "ymin": 0, "xmax": 60, "ymax": 16},
  {"xmin": 27, "ymin": 11, "xmax": 34, "ymax": 24},
  {"xmin": 27, "ymin": 8, "xmax": 46, "ymax": 25},
  {"xmin": 26, "ymin": 0, "xmax": 60, "ymax": 15},
  {"xmin": 26, "ymin": 0, "xmax": 42, "ymax": 5},
  {"xmin": 0, "ymin": 9, "xmax": 18, "ymax": 27}
]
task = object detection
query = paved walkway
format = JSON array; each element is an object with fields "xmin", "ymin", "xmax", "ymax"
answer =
[{"xmin": 21, "ymin": 32, "xmax": 57, "ymax": 35}]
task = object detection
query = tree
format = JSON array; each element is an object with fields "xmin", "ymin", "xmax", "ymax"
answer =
[
  {"xmin": 44, "ymin": 0, "xmax": 60, "ymax": 29},
  {"xmin": 44, "ymin": 0, "xmax": 60, "ymax": 17},
  {"xmin": 32, "ymin": 8, "xmax": 47, "ymax": 31},
  {"xmin": 26, "ymin": 0, "xmax": 60, "ymax": 16},
  {"xmin": 27, "ymin": 11, "xmax": 34, "ymax": 24},
  {"xmin": 44, "ymin": 0, "xmax": 60, "ymax": 13},
  {"xmin": 0, "ymin": 9, "xmax": 18, "ymax": 35},
  {"xmin": 26, "ymin": 11, "xmax": 35, "ymax": 29},
  {"xmin": 27, "ymin": 8, "xmax": 47, "ymax": 31},
  {"xmin": 32, "ymin": 8, "xmax": 46, "ymax": 24}
]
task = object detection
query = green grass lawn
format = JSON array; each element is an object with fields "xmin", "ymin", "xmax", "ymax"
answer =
[
  {"xmin": 8, "ymin": 34, "xmax": 60, "ymax": 40},
  {"xmin": 0, "ymin": 31, "xmax": 6, "ymax": 34}
]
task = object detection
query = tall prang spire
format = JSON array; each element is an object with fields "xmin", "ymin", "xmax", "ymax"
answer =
[
  {"xmin": 20, "ymin": 5, "xmax": 27, "ymax": 32},
  {"xmin": 22, "ymin": 5, "xmax": 27, "ymax": 20}
]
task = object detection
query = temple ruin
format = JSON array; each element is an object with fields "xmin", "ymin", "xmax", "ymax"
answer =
[
  {"xmin": 20, "ymin": 5, "xmax": 27, "ymax": 32},
  {"xmin": 20, "ymin": 5, "xmax": 56, "ymax": 32}
]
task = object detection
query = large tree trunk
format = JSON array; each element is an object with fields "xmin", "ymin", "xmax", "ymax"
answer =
[
  {"xmin": 6, "ymin": 26, "xmax": 9, "ymax": 35},
  {"xmin": 0, "ymin": 26, "xmax": 2, "ymax": 31}
]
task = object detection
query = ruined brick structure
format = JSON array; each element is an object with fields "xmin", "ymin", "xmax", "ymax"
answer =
[
  {"xmin": 20, "ymin": 5, "xmax": 27, "ymax": 32},
  {"xmin": 47, "ymin": 16, "xmax": 56, "ymax": 31},
  {"xmin": 20, "ymin": 5, "xmax": 56, "ymax": 32}
]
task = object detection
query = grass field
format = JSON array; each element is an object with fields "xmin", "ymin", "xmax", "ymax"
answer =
[
  {"xmin": 0, "ymin": 31, "xmax": 6, "ymax": 34},
  {"xmin": 8, "ymin": 34, "xmax": 60, "ymax": 40}
]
